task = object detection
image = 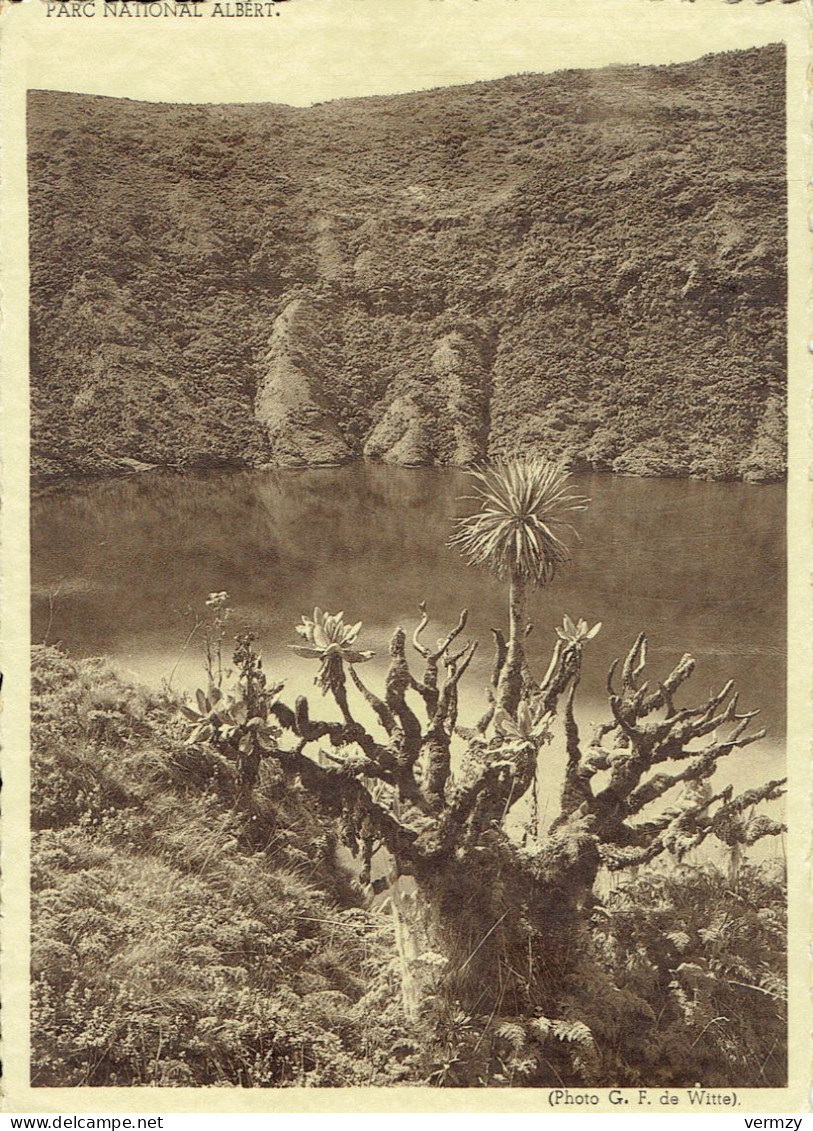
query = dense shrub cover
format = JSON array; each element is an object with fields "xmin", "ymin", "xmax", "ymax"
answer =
[
  {"xmin": 29, "ymin": 46, "xmax": 785, "ymax": 481},
  {"xmin": 30, "ymin": 646, "xmax": 415, "ymax": 1087},
  {"xmin": 568, "ymin": 864, "xmax": 787, "ymax": 1087}
]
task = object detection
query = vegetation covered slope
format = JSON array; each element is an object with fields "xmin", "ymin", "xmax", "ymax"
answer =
[
  {"xmin": 30, "ymin": 646, "xmax": 414, "ymax": 1087},
  {"xmin": 29, "ymin": 45, "xmax": 786, "ymax": 481},
  {"xmin": 31, "ymin": 640, "xmax": 787, "ymax": 1088}
]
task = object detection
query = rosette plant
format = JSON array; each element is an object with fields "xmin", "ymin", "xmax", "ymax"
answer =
[
  {"xmin": 449, "ymin": 459, "xmax": 588, "ymax": 715},
  {"xmin": 179, "ymin": 684, "xmax": 281, "ymax": 755},
  {"xmin": 492, "ymin": 698, "xmax": 553, "ymax": 750},
  {"xmin": 179, "ymin": 667, "xmax": 284, "ymax": 788},
  {"xmin": 556, "ymin": 615, "xmax": 602, "ymax": 648},
  {"xmin": 290, "ymin": 608, "xmax": 374, "ymax": 715}
]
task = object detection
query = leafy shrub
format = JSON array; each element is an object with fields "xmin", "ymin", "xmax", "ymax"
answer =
[{"xmin": 564, "ymin": 862, "xmax": 787, "ymax": 1087}]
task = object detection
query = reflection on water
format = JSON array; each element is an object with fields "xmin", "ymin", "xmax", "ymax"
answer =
[{"xmin": 32, "ymin": 466, "xmax": 786, "ymax": 803}]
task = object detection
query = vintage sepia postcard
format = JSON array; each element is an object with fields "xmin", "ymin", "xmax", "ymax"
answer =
[{"xmin": 0, "ymin": 0, "xmax": 809, "ymax": 1114}]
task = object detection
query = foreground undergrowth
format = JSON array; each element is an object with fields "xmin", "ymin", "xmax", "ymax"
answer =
[{"xmin": 31, "ymin": 642, "xmax": 786, "ymax": 1088}]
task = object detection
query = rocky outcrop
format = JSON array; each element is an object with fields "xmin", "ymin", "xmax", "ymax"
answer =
[
  {"xmin": 364, "ymin": 392, "xmax": 430, "ymax": 465},
  {"xmin": 363, "ymin": 329, "xmax": 491, "ymax": 465},
  {"xmin": 255, "ymin": 298, "xmax": 351, "ymax": 467},
  {"xmin": 430, "ymin": 331, "xmax": 490, "ymax": 466}
]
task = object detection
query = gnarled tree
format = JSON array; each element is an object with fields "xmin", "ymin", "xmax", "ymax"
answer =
[
  {"xmin": 181, "ymin": 462, "xmax": 784, "ymax": 1085},
  {"xmin": 182, "ymin": 604, "xmax": 784, "ymax": 1082}
]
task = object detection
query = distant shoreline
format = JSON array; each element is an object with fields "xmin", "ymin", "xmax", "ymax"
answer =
[{"xmin": 30, "ymin": 455, "xmax": 786, "ymax": 499}]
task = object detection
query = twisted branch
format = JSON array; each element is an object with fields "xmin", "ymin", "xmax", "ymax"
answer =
[{"xmin": 255, "ymin": 623, "xmax": 779, "ymax": 897}]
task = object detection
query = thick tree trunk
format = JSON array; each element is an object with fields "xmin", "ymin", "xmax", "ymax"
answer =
[
  {"xmin": 388, "ymin": 879, "xmax": 426, "ymax": 1022},
  {"xmin": 210, "ymin": 615, "xmax": 783, "ymax": 1083},
  {"xmin": 398, "ymin": 828, "xmax": 600, "ymax": 1021}
]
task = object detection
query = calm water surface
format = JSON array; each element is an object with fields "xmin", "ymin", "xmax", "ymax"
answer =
[{"xmin": 32, "ymin": 467, "xmax": 786, "ymax": 810}]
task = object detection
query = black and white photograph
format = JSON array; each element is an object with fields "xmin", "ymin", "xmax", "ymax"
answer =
[{"xmin": 2, "ymin": 0, "xmax": 808, "ymax": 1113}]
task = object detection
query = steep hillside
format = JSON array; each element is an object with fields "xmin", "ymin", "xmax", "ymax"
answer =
[
  {"xmin": 30, "ymin": 646, "xmax": 413, "ymax": 1086},
  {"xmin": 28, "ymin": 45, "xmax": 786, "ymax": 482}
]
